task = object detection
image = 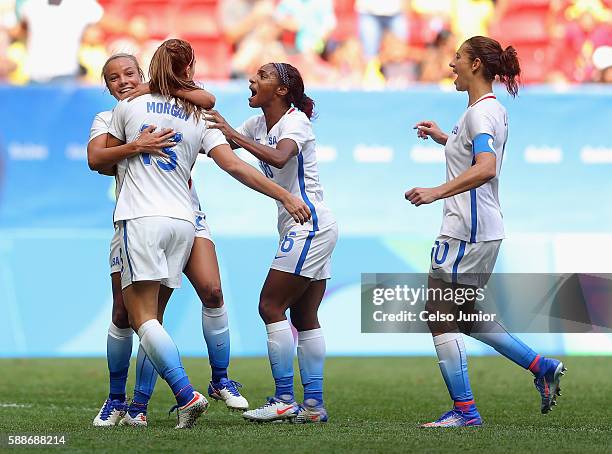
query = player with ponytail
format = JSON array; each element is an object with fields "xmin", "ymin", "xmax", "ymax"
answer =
[
  {"xmin": 99, "ymin": 41, "xmax": 311, "ymax": 428},
  {"xmin": 406, "ymin": 36, "xmax": 565, "ymax": 427},
  {"xmin": 205, "ymin": 63, "xmax": 337, "ymax": 423}
]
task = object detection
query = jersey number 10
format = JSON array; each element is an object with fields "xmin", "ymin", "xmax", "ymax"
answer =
[{"xmin": 139, "ymin": 124, "xmax": 182, "ymax": 172}]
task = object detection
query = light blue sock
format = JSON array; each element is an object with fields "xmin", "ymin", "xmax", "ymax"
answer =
[
  {"xmin": 297, "ymin": 328, "xmax": 325, "ymax": 406},
  {"xmin": 137, "ymin": 319, "xmax": 193, "ymax": 406},
  {"xmin": 133, "ymin": 345, "xmax": 158, "ymax": 407},
  {"xmin": 433, "ymin": 331, "xmax": 475, "ymax": 407},
  {"xmin": 107, "ymin": 322, "xmax": 133, "ymax": 401},
  {"xmin": 202, "ymin": 306, "xmax": 230, "ymax": 383},
  {"xmin": 469, "ymin": 320, "xmax": 538, "ymax": 370},
  {"xmin": 266, "ymin": 320, "xmax": 295, "ymax": 401}
]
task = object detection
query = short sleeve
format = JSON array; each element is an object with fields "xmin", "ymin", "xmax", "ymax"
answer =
[
  {"xmin": 235, "ymin": 115, "xmax": 259, "ymax": 139},
  {"xmin": 466, "ymin": 107, "xmax": 496, "ymax": 141},
  {"xmin": 108, "ymin": 101, "xmax": 127, "ymax": 142},
  {"xmin": 201, "ymin": 127, "xmax": 229, "ymax": 156},
  {"xmin": 88, "ymin": 112, "xmax": 111, "ymax": 142},
  {"xmin": 278, "ymin": 111, "xmax": 314, "ymax": 152}
]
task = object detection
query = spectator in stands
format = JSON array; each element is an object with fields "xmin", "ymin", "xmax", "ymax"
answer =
[
  {"xmin": 275, "ymin": 0, "xmax": 336, "ymax": 55},
  {"xmin": 231, "ymin": 20, "xmax": 287, "ymax": 79},
  {"xmin": 0, "ymin": 25, "xmax": 16, "ymax": 79},
  {"xmin": 418, "ymin": 29, "xmax": 456, "ymax": 83},
  {"xmin": 378, "ymin": 30, "xmax": 423, "ymax": 86},
  {"xmin": 356, "ymin": 0, "xmax": 410, "ymax": 87},
  {"xmin": 19, "ymin": 0, "xmax": 105, "ymax": 83},
  {"xmin": 220, "ymin": 0, "xmax": 277, "ymax": 78},
  {"xmin": 593, "ymin": 45, "xmax": 612, "ymax": 83},
  {"xmin": 322, "ymin": 37, "xmax": 365, "ymax": 87},
  {"xmin": 550, "ymin": 0, "xmax": 612, "ymax": 82}
]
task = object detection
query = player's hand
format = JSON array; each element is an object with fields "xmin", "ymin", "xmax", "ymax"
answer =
[
  {"xmin": 405, "ymin": 187, "xmax": 441, "ymax": 206},
  {"xmin": 134, "ymin": 125, "xmax": 175, "ymax": 158},
  {"xmin": 282, "ymin": 194, "xmax": 311, "ymax": 224},
  {"xmin": 413, "ymin": 120, "xmax": 447, "ymax": 145},
  {"xmin": 203, "ymin": 109, "xmax": 235, "ymax": 138},
  {"xmin": 125, "ymin": 82, "xmax": 151, "ymax": 101}
]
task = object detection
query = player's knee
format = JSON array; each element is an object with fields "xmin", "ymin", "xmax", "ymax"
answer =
[
  {"xmin": 258, "ymin": 298, "xmax": 281, "ymax": 323},
  {"xmin": 112, "ymin": 308, "xmax": 130, "ymax": 329},
  {"xmin": 196, "ymin": 283, "xmax": 223, "ymax": 308}
]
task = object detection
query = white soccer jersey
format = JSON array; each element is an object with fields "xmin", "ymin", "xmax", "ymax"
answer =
[
  {"xmin": 90, "ymin": 109, "xmax": 204, "ymax": 210},
  {"xmin": 109, "ymin": 95, "xmax": 227, "ymax": 224},
  {"xmin": 236, "ymin": 107, "xmax": 334, "ymax": 234},
  {"xmin": 440, "ymin": 93, "xmax": 507, "ymax": 243}
]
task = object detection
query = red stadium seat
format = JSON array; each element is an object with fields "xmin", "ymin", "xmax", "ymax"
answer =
[
  {"xmin": 490, "ymin": 10, "xmax": 550, "ymax": 45},
  {"xmin": 174, "ymin": 0, "xmax": 221, "ymax": 36},
  {"xmin": 182, "ymin": 34, "xmax": 230, "ymax": 80},
  {"xmin": 513, "ymin": 43, "xmax": 553, "ymax": 83}
]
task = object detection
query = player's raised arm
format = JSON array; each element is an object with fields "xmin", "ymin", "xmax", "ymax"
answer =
[
  {"xmin": 208, "ymin": 143, "xmax": 311, "ymax": 224},
  {"xmin": 205, "ymin": 109, "xmax": 297, "ymax": 168},
  {"xmin": 126, "ymin": 82, "xmax": 216, "ymax": 109}
]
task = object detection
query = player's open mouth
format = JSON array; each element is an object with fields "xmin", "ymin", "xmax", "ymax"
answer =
[
  {"xmin": 248, "ymin": 85, "xmax": 257, "ymax": 101},
  {"xmin": 119, "ymin": 87, "xmax": 134, "ymax": 94}
]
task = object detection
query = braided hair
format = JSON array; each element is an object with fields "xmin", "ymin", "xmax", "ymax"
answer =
[{"xmin": 271, "ymin": 62, "xmax": 316, "ymax": 119}]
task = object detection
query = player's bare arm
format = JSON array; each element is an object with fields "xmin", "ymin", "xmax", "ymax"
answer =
[
  {"xmin": 205, "ymin": 109, "xmax": 298, "ymax": 168},
  {"xmin": 405, "ymin": 152, "xmax": 496, "ymax": 206},
  {"xmin": 87, "ymin": 127, "xmax": 175, "ymax": 172},
  {"xmin": 208, "ymin": 143, "xmax": 311, "ymax": 224}
]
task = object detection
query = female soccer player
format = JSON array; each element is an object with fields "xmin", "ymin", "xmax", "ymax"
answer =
[
  {"xmin": 204, "ymin": 63, "xmax": 338, "ymax": 423},
  {"xmin": 406, "ymin": 36, "xmax": 566, "ymax": 427},
  {"xmin": 90, "ymin": 54, "xmax": 253, "ymax": 428},
  {"xmin": 89, "ymin": 44, "xmax": 308, "ymax": 427}
]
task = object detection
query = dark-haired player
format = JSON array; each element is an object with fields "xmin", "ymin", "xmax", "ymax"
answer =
[
  {"xmin": 205, "ymin": 63, "xmax": 337, "ymax": 423},
  {"xmin": 406, "ymin": 36, "xmax": 566, "ymax": 427}
]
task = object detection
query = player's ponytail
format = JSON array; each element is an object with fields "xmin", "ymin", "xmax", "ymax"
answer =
[
  {"xmin": 272, "ymin": 62, "xmax": 316, "ymax": 120},
  {"xmin": 465, "ymin": 36, "xmax": 521, "ymax": 97},
  {"xmin": 149, "ymin": 39, "xmax": 202, "ymax": 120},
  {"xmin": 499, "ymin": 46, "xmax": 520, "ymax": 98}
]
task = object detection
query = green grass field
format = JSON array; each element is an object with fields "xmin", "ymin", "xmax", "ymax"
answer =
[{"xmin": 0, "ymin": 357, "xmax": 610, "ymax": 453}]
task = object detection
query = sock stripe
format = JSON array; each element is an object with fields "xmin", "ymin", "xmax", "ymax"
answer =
[
  {"xmin": 528, "ymin": 354, "xmax": 541, "ymax": 372},
  {"xmin": 454, "ymin": 399, "xmax": 475, "ymax": 407}
]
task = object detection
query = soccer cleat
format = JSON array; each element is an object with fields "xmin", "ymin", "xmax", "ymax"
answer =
[
  {"xmin": 93, "ymin": 398, "xmax": 127, "ymax": 427},
  {"xmin": 421, "ymin": 409, "xmax": 483, "ymax": 427},
  {"xmin": 119, "ymin": 411, "xmax": 148, "ymax": 427},
  {"xmin": 171, "ymin": 391, "xmax": 209, "ymax": 429},
  {"xmin": 534, "ymin": 358, "xmax": 566, "ymax": 414},
  {"xmin": 208, "ymin": 378, "xmax": 249, "ymax": 411},
  {"xmin": 293, "ymin": 399, "xmax": 328, "ymax": 424},
  {"xmin": 242, "ymin": 397, "xmax": 298, "ymax": 423}
]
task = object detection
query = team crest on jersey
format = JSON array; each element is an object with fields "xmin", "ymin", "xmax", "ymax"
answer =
[
  {"xmin": 268, "ymin": 136, "xmax": 277, "ymax": 145},
  {"xmin": 452, "ymin": 125, "xmax": 459, "ymax": 135}
]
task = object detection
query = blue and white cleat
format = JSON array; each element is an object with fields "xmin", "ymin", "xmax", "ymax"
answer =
[
  {"xmin": 208, "ymin": 378, "xmax": 249, "ymax": 411},
  {"xmin": 93, "ymin": 398, "xmax": 127, "ymax": 427},
  {"xmin": 421, "ymin": 409, "xmax": 482, "ymax": 427},
  {"xmin": 119, "ymin": 403, "xmax": 148, "ymax": 427},
  {"xmin": 534, "ymin": 358, "xmax": 566, "ymax": 414},
  {"xmin": 293, "ymin": 399, "xmax": 328, "ymax": 424},
  {"xmin": 242, "ymin": 397, "xmax": 298, "ymax": 423}
]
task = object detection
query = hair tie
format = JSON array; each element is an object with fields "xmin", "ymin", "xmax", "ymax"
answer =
[{"xmin": 273, "ymin": 63, "xmax": 289, "ymax": 86}]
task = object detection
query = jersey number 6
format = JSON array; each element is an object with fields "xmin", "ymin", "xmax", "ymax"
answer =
[{"xmin": 140, "ymin": 124, "xmax": 181, "ymax": 172}]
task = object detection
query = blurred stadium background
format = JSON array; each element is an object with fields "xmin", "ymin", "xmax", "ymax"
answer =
[{"xmin": 0, "ymin": 0, "xmax": 611, "ymax": 359}]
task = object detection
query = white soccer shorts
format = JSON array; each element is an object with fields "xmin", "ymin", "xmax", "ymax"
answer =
[
  {"xmin": 271, "ymin": 222, "xmax": 338, "ymax": 280},
  {"xmin": 429, "ymin": 234, "xmax": 501, "ymax": 288},
  {"xmin": 109, "ymin": 227, "xmax": 122, "ymax": 275},
  {"xmin": 194, "ymin": 210, "xmax": 213, "ymax": 242},
  {"xmin": 118, "ymin": 216, "xmax": 195, "ymax": 290}
]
